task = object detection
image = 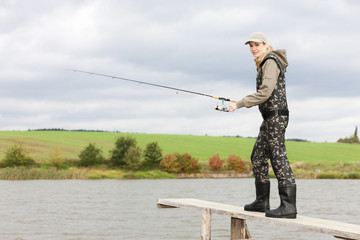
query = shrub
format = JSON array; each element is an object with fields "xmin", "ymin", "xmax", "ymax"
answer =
[
  {"xmin": 160, "ymin": 153, "xmax": 180, "ymax": 173},
  {"xmin": 180, "ymin": 153, "xmax": 200, "ymax": 173},
  {"xmin": 317, "ymin": 172, "xmax": 337, "ymax": 179},
  {"xmin": 227, "ymin": 154, "xmax": 245, "ymax": 172},
  {"xmin": 1, "ymin": 143, "xmax": 35, "ymax": 167},
  {"xmin": 160, "ymin": 153, "xmax": 199, "ymax": 173},
  {"xmin": 348, "ymin": 172, "xmax": 360, "ymax": 179},
  {"xmin": 123, "ymin": 146, "xmax": 142, "ymax": 171},
  {"xmin": 208, "ymin": 153, "xmax": 224, "ymax": 171},
  {"xmin": 79, "ymin": 143, "xmax": 105, "ymax": 167},
  {"xmin": 143, "ymin": 142, "xmax": 163, "ymax": 168},
  {"xmin": 49, "ymin": 148, "xmax": 65, "ymax": 169},
  {"xmin": 110, "ymin": 136, "xmax": 137, "ymax": 167}
]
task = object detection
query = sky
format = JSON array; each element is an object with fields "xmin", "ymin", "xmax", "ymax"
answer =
[{"xmin": 0, "ymin": 0, "xmax": 359, "ymax": 142}]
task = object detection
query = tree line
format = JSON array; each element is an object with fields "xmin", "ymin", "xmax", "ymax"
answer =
[
  {"xmin": 0, "ymin": 136, "xmax": 246, "ymax": 174},
  {"xmin": 337, "ymin": 126, "xmax": 359, "ymax": 144}
]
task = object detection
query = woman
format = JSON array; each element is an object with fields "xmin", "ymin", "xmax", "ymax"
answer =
[{"xmin": 228, "ymin": 32, "xmax": 297, "ymax": 219}]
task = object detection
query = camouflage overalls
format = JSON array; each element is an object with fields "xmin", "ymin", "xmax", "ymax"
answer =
[{"xmin": 251, "ymin": 54, "xmax": 296, "ymax": 186}]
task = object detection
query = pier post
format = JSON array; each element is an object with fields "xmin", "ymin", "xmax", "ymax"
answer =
[
  {"xmin": 231, "ymin": 217, "xmax": 251, "ymax": 240},
  {"xmin": 201, "ymin": 208, "xmax": 211, "ymax": 240}
]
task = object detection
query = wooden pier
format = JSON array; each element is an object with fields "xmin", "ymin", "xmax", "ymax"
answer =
[{"xmin": 157, "ymin": 198, "xmax": 360, "ymax": 240}]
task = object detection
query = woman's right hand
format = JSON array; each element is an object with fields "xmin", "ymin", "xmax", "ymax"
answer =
[{"xmin": 228, "ymin": 104, "xmax": 237, "ymax": 112}]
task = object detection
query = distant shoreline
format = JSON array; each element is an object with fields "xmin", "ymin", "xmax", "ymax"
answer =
[{"xmin": 1, "ymin": 164, "xmax": 360, "ymax": 180}]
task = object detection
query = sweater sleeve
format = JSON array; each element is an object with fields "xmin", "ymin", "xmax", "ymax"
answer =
[{"xmin": 236, "ymin": 59, "xmax": 280, "ymax": 109}]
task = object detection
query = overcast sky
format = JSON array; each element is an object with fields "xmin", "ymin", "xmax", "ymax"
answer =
[{"xmin": 0, "ymin": 0, "xmax": 359, "ymax": 142}]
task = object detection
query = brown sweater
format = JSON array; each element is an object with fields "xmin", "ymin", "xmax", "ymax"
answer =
[{"xmin": 236, "ymin": 50, "xmax": 288, "ymax": 109}]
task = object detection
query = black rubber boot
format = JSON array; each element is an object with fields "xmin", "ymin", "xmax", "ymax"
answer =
[
  {"xmin": 244, "ymin": 181, "xmax": 270, "ymax": 212},
  {"xmin": 266, "ymin": 184, "xmax": 297, "ymax": 219}
]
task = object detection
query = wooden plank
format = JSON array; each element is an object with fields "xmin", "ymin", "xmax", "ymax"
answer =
[
  {"xmin": 157, "ymin": 203, "xmax": 177, "ymax": 208},
  {"xmin": 157, "ymin": 198, "xmax": 360, "ymax": 240}
]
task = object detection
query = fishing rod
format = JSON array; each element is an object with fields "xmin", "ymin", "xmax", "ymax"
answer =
[{"xmin": 66, "ymin": 69, "xmax": 237, "ymax": 112}]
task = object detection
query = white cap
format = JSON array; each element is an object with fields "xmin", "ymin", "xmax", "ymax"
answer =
[{"xmin": 245, "ymin": 32, "xmax": 267, "ymax": 45}]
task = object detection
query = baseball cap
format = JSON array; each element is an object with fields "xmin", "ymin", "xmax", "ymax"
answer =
[{"xmin": 245, "ymin": 32, "xmax": 268, "ymax": 45}]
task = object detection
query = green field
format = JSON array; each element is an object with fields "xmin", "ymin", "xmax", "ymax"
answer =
[{"xmin": 0, "ymin": 130, "xmax": 359, "ymax": 163}]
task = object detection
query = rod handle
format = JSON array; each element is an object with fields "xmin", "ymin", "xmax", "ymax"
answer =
[{"xmin": 212, "ymin": 96, "xmax": 237, "ymax": 103}]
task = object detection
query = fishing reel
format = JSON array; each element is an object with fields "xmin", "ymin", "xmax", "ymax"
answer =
[{"xmin": 214, "ymin": 100, "xmax": 229, "ymax": 112}]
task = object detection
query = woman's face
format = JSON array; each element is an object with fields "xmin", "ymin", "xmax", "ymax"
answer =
[{"xmin": 249, "ymin": 41, "xmax": 267, "ymax": 58}]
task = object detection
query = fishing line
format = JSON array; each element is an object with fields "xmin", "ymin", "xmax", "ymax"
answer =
[{"xmin": 66, "ymin": 69, "xmax": 237, "ymax": 112}]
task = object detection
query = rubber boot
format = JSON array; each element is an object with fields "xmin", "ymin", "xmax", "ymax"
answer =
[
  {"xmin": 266, "ymin": 184, "xmax": 297, "ymax": 219},
  {"xmin": 244, "ymin": 181, "xmax": 270, "ymax": 212}
]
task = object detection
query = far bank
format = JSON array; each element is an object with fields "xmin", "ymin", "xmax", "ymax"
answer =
[{"xmin": 0, "ymin": 161, "xmax": 359, "ymax": 180}]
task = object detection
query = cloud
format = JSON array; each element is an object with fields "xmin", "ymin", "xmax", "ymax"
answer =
[
  {"xmin": 0, "ymin": 0, "xmax": 359, "ymax": 142},
  {"xmin": 287, "ymin": 97, "xmax": 360, "ymax": 141}
]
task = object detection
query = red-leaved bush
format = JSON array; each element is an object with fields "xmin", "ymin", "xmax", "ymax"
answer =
[
  {"xmin": 227, "ymin": 154, "xmax": 245, "ymax": 172},
  {"xmin": 160, "ymin": 153, "xmax": 200, "ymax": 173},
  {"xmin": 208, "ymin": 153, "xmax": 224, "ymax": 171}
]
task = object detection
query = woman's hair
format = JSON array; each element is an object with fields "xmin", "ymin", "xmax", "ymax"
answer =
[{"xmin": 255, "ymin": 44, "xmax": 275, "ymax": 69}]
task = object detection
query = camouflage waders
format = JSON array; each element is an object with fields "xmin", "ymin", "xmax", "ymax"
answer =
[
  {"xmin": 251, "ymin": 54, "xmax": 295, "ymax": 187},
  {"xmin": 251, "ymin": 114, "xmax": 295, "ymax": 186}
]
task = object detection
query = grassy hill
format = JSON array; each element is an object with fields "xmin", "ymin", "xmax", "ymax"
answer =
[{"xmin": 1, "ymin": 130, "xmax": 359, "ymax": 163}]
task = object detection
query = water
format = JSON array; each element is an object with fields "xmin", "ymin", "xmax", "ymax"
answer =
[{"xmin": 0, "ymin": 179, "xmax": 359, "ymax": 240}]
